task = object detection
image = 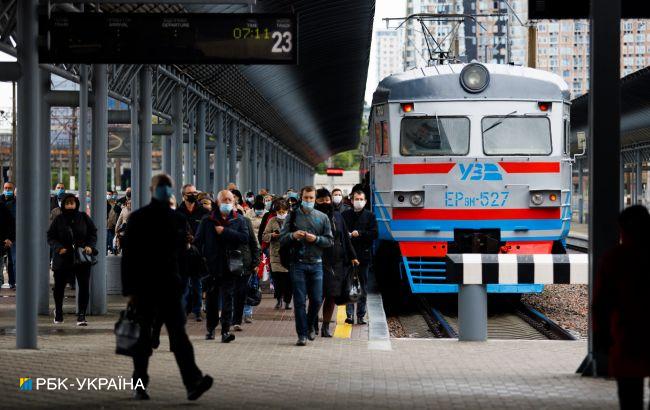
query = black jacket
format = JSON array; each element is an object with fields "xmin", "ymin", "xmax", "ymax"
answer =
[
  {"xmin": 342, "ymin": 208, "xmax": 378, "ymax": 263},
  {"xmin": 178, "ymin": 201, "xmax": 209, "ymax": 236},
  {"xmin": 47, "ymin": 194, "xmax": 98, "ymax": 271},
  {"xmin": 194, "ymin": 210, "xmax": 249, "ymax": 278},
  {"xmin": 0, "ymin": 201, "xmax": 15, "ymax": 251},
  {"xmin": 121, "ymin": 199, "xmax": 188, "ymax": 301},
  {"xmin": 323, "ymin": 211, "xmax": 357, "ymax": 271}
]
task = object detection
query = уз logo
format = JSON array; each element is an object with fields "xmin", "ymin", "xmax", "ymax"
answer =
[
  {"xmin": 19, "ymin": 377, "xmax": 32, "ymax": 391},
  {"xmin": 459, "ymin": 163, "xmax": 502, "ymax": 181}
]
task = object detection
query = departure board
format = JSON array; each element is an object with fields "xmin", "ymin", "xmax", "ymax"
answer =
[{"xmin": 40, "ymin": 13, "xmax": 297, "ymax": 64}]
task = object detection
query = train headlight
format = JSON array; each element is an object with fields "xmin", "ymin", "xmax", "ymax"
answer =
[
  {"xmin": 409, "ymin": 193, "xmax": 423, "ymax": 206},
  {"xmin": 531, "ymin": 193, "xmax": 544, "ymax": 206},
  {"xmin": 460, "ymin": 63, "xmax": 490, "ymax": 93}
]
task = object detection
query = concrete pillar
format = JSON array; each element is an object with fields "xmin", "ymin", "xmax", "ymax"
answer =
[
  {"xmin": 129, "ymin": 75, "xmax": 140, "ymax": 209},
  {"xmin": 90, "ymin": 64, "xmax": 108, "ymax": 315},
  {"xmin": 171, "ymin": 87, "xmax": 183, "ymax": 198},
  {"xmin": 228, "ymin": 118, "xmax": 238, "ymax": 185},
  {"xmin": 79, "ymin": 65, "xmax": 89, "ymax": 204},
  {"xmin": 38, "ymin": 71, "xmax": 50, "ymax": 316},
  {"xmin": 16, "ymin": 0, "xmax": 41, "ymax": 349},
  {"xmin": 197, "ymin": 101, "xmax": 207, "ymax": 191},
  {"xmin": 458, "ymin": 285, "xmax": 488, "ymax": 341},
  {"xmin": 138, "ymin": 66, "xmax": 153, "ymax": 205}
]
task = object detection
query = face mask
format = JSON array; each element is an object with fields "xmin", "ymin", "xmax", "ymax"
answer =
[
  {"xmin": 353, "ymin": 200, "xmax": 366, "ymax": 211},
  {"xmin": 153, "ymin": 185, "xmax": 173, "ymax": 202},
  {"xmin": 112, "ymin": 195, "xmax": 118, "ymax": 201},
  {"xmin": 264, "ymin": 201, "xmax": 272, "ymax": 210},
  {"xmin": 85, "ymin": 197, "xmax": 91, "ymax": 203},
  {"xmin": 3, "ymin": 190, "xmax": 13, "ymax": 197},
  {"xmin": 56, "ymin": 188, "xmax": 65, "ymax": 196},
  {"xmin": 126, "ymin": 191, "xmax": 132, "ymax": 199},
  {"xmin": 219, "ymin": 203, "xmax": 233, "ymax": 214},
  {"xmin": 315, "ymin": 203, "xmax": 333, "ymax": 214},
  {"xmin": 246, "ymin": 196, "xmax": 254, "ymax": 202},
  {"xmin": 186, "ymin": 195, "xmax": 197, "ymax": 204},
  {"xmin": 301, "ymin": 201, "xmax": 315, "ymax": 212},
  {"xmin": 332, "ymin": 195, "xmax": 343, "ymax": 204},
  {"xmin": 276, "ymin": 212, "xmax": 288, "ymax": 220},
  {"xmin": 287, "ymin": 192, "xmax": 299, "ymax": 199},
  {"xmin": 106, "ymin": 195, "xmax": 112, "ymax": 201},
  {"xmin": 254, "ymin": 209, "xmax": 264, "ymax": 216}
]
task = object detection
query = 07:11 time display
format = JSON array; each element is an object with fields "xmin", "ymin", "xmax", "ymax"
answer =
[{"xmin": 232, "ymin": 27, "xmax": 293, "ymax": 53}]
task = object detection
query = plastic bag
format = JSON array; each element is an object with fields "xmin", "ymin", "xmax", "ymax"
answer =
[{"xmin": 335, "ymin": 266, "xmax": 365, "ymax": 305}]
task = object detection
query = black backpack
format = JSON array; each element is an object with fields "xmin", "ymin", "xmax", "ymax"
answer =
[{"xmin": 278, "ymin": 210, "xmax": 298, "ymax": 269}]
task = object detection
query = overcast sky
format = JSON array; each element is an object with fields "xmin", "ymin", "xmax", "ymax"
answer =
[{"xmin": 365, "ymin": 0, "xmax": 406, "ymax": 104}]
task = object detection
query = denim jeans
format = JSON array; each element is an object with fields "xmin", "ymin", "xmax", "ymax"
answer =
[
  {"xmin": 290, "ymin": 262, "xmax": 323, "ymax": 338},
  {"xmin": 346, "ymin": 263, "xmax": 370, "ymax": 319},
  {"xmin": 183, "ymin": 277, "xmax": 203, "ymax": 315},
  {"xmin": 106, "ymin": 229, "xmax": 115, "ymax": 254}
]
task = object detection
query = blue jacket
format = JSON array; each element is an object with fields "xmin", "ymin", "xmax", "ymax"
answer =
[{"xmin": 194, "ymin": 210, "xmax": 249, "ymax": 278}]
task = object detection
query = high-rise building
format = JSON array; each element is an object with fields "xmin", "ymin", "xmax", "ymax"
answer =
[
  {"xmin": 376, "ymin": 29, "xmax": 404, "ymax": 81},
  {"xmin": 401, "ymin": 0, "xmax": 650, "ymax": 97}
]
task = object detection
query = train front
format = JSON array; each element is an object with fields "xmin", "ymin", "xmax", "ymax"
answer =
[{"xmin": 370, "ymin": 63, "xmax": 572, "ymax": 294}]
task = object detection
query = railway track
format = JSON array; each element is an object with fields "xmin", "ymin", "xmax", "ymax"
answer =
[{"xmin": 418, "ymin": 296, "xmax": 576, "ymax": 340}]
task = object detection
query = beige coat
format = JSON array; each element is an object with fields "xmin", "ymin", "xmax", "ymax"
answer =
[
  {"xmin": 262, "ymin": 215, "xmax": 287, "ymax": 273},
  {"xmin": 244, "ymin": 208, "xmax": 265, "ymax": 237}
]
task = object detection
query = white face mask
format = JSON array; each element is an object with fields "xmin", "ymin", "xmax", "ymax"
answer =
[
  {"xmin": 353, "ymin": 200, "xmax": 366, "ymax": 211},
  {"xmin": 332, "ymin": 195, "xmax": 343, "ymax": 204},
  {"xmin": 276, "ymin": 212, "xmax": 288, "ymax": 220}
]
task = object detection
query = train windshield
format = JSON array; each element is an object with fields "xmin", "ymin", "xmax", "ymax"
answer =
[
  {"xmin": 482, "ymin": 116, "xmax": 552, "ymax": 155},
  {"xmin": 400, "ymin": 116, "xmax": 470, "ymax": 156}
]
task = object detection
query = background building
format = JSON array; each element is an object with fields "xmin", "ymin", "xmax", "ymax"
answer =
[{"xmin": 376, "ymin": 29, "xmax": 404, "ymax": 81}]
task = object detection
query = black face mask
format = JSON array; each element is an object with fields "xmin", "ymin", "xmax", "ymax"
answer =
[
  {"xmin": 126, "ymin": 191, "xmax": 131, "ymax": 198},
  {"xmin": 62, "ymin": 207, "xmax": 76, "ymax": 215},
  {"xmin": 186, "ymin": 195, "xmax": 197, "ymax": 204},
  {"xmin": 315, "ymin": 203, "xmax": 333, "ymax": 215}
]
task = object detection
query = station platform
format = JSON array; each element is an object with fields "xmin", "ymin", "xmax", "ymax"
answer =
[{"xmin": 0, "ymin": 285, "xmax": 629, "ymax": 409}]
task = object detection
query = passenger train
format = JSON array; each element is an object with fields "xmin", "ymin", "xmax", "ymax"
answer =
[{"xmin": 363, "ymin": 63, "xmax": 572, "ymax": 297}]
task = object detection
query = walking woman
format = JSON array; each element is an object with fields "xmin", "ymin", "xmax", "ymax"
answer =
[
  {"xmin": 47, "ymin": 193, "xmax": 98, "ymax": 326},
  {"xmin": 314, "ymin": 188, "xmax": 359, "ymax": 337},
  {"xmin": 262, "ymin": 199, "xmax": 293, "ymax": 309}
]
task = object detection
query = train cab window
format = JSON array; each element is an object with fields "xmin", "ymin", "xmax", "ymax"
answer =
[
  {"xmin": 381, "ymin": 121, "xmax": 390, "ymax": 155},
  {"xmin": 374, "ymin": 122, "xmax": 382, "ymax": 156},
  {"xmin": 482, "ymin": 116, "xmax": 552, "ymax": 155},
  {"xmin": 400, "ymin": 116, "xmax": 470, "ymax": 156}
]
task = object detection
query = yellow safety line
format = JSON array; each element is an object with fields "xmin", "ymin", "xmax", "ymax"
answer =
[{"xmin": 333, "ymin": 305, "xmax": 352, "ymax": 339}]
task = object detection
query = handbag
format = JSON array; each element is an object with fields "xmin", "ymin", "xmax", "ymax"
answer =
[
  {"xmin": 74, "ymin": 245, "xmax": 97, "ymax": 266},
  {"xmin": 245, "ymin": 274, "xmax": 262, "ymax": 306},
  {"xmin": 335, "ymin": 266, "xmax": 365, "ymax": 305},
  {"xmin": 114, "ymin": 307, "xmax": 141, "ymax": 357},
  {"xmin": 227, "ymin": 249, "xmax": 244, "ymax": 276},
  {"xmin": 279, "ymin": 211, "xmax": 298, "ymax": 269}
]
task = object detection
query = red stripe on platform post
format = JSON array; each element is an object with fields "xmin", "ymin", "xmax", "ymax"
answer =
[
  {"xmin": 498, "ymin": 162, "xmax": 560, "ymax": 173},
  {"xmin": 392, "ymin": 208, "xmax": 561, "ymax": 220},
  {"xmin": 393, "ymin": 163, "xmax": 455, "ymax": 174}
]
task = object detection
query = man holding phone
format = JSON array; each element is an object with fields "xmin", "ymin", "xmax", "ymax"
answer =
[{"xmin": 279, "ymin": 186, "xmax": 333, "ymax": 346}]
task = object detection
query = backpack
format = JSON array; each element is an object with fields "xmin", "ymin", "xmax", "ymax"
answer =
[{"xmin": 279, "ymin": 211, "xmax": 298, "ymax": 269}]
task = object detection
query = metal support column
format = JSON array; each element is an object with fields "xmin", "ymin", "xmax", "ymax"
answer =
[
  {"xmin": 578, "ymin": 158, "xmax": 584, "ymax": 224},
  {"xmin": 79, "ymin": 65, "xmax": 89, "ymax": 202},
  {"xmin": 581, "ymin": 0, "xmax": 621, "ymax": 377},
  {"xmin": 197, "ymin": 101, "xmax": 207, "ymax": 191},
  {"xmin": 16, "ymin": 0, "xmax": 41, "ymax": 348},
  {"xmin": 620, "ymin": 155, "xmax": 625, "ymax": 209},
  {"xmin": 228, "ymin": 119, "xmax": 238, "ymax": 185},
  {"xmin": 251, "ymin": 131, "xmax": 258, "ymax": 193},
  {"xmin": 635, "ymin": 150, "xmax": 642, "ymax": 204},
  {"xmin": 138, "ymin": 66, "xmax": 153, "ymax": 205},
  {"xmin": 162, "ymin": 136, "xmax": 171, "ymax": 175},
  {"xmin": 129, "ymin": 75, "xmax": 140, "ymax": 209},
  {"xmin": 240, "ymin": 127, "xmax": 250, "ymax": 192},
  {"xmin": 171, "ymin": 87, "xmax": 183, "ymax": 197},
  {"xmin": 183, "ymin": 113, "xmax": 194, "ymax": 186},
  {"xmin": 213, "ymin": 110, "xmax": 225, "ymax": 193},
  {"xmin": 458, "ymin": 284, "xmax": 488, "ymax": 341},
  {"xmin": 38, "ymin": 71, "xmax": 50, "ymax": 316},
  {"xmin": 90, "ymin": 64, "xmax": 108, "ymax": 315}
]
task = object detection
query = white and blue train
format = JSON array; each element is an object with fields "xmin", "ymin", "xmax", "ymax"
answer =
[{"xmin": 363, "ymin": 63, "xmax": 572, "ymax": 295}]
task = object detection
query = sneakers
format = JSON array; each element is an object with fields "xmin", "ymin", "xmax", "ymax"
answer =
[
  {"xmin": 285, "ymin": 303, "xmax": 292, "ymax": 310},
  {"xmin": 133, "ymin": 387, "xmax": 150, "ymax": 400},
  {"xmin": 221, "ymin": 333, "xmax": 235, "ymax": 343},
  {"xmin": 187, "ymin": 375, "xmax": 213, "ymax": 401},
  {"xmin": 296, "ymin": 337, "xmax": 307, "ymax": 346},
  {"xmin": 233, "ymin": 324, "xmax": 242, "ymax": 331},
  {"xmin": 357, "ymin": 317, "xmax": 367, "ymax": 325},
  {"xmin": 244, "ymin": 315, "xmax": 253, "ymax": 324},
  {"xmin": 76, "ymin": 314, "xmax": 88, "ymax": 326},
  {"xmin": 307, "ymin": 328, "xmax": 316, "ymax": 341},
  {"xmin": 53, "ymin": 309, "xmax": 63, "ymax": 324}
]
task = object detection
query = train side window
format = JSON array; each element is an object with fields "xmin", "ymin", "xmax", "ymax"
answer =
[
  {"xmin": 374, "ymin": 122, "xmax": 382, "ymax": 156},
  {"xmin": 563, "ymin": 119, "xmax": 570, "ymax": 155},
  {"xmin": 381, "ymin": 121, "xmax": 390, "ymax": 156}
]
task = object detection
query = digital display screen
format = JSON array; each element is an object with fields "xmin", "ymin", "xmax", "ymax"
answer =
[{"xmin": 40, "ymin": 13, "xmax": 297, "ymax": 64}]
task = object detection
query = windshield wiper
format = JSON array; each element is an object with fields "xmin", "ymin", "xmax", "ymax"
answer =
[{"xmin": 482, "ymin": 110, "xmax": 518, "ymax": 134}]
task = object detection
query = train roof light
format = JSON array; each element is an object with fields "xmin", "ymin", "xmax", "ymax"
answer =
[
  {"xmin": 401, "ymin": 102, "xmax": 414, "ymax": 113},
  {"xmin": 538, "ymin": 101, "xmax": 551, "ymax": 111},
  {"xmin": 460, "ymin": 63, "xmax": 490, "ymax": 93}
]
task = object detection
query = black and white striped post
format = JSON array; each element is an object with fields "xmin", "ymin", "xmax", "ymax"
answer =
[{"xmin": 447, "ymin": 254, "xmax": 589, "ymax": 341}]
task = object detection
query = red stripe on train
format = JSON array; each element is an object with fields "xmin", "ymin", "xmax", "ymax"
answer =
[
  {"xmin": 498, "ymin": 162, "xmax": 560, "ymax": 173},
  {"xmin": 392, "ymin": 208, "xmax": 561, "ymax": 220},
  {"xmin": 393, "ymin": 163, "xmax": 455, "ymax": 174}
]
